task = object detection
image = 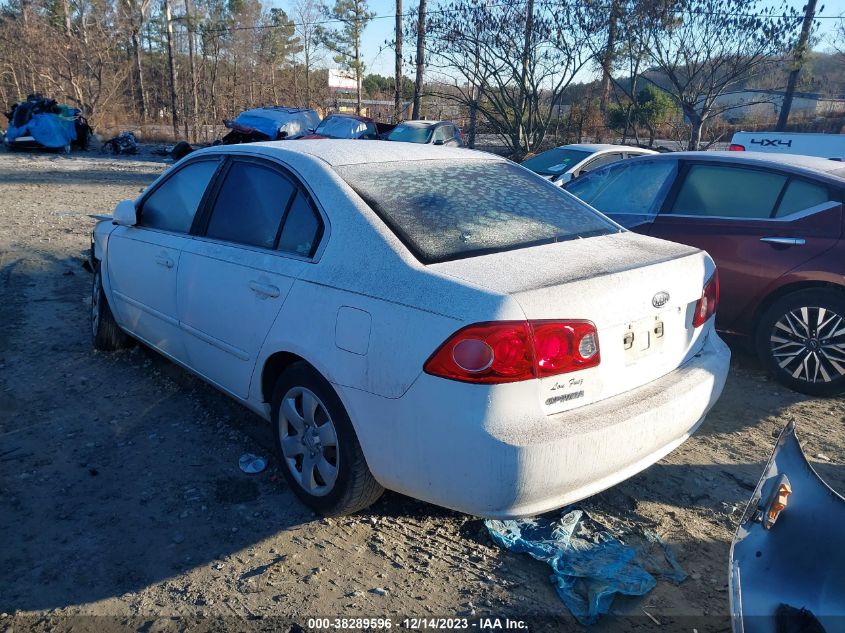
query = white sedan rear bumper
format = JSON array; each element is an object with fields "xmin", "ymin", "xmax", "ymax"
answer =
[{"xmin": 338, "ymin": 331, "xmax": 730, "ymax": 518}]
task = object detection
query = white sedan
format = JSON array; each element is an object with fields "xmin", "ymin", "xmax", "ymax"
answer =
[
  {"xmin": 90, "ymin": 140, "xmax": 729, "ymax": 517},
  {"xmin": 522, "ymin": 143, "xmax": 658, "ymax": 184}
]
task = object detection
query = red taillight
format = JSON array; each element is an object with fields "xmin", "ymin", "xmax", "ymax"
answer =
[
  {"xmin": 728, "ymin": 144, "xmax": 745, "ymax": 151},
  {"xmin": 692, "ymin": 270, "xmax": 719, "ymax": 327},
  {"xmin": 424, "ymin": 320, "xmax": 600, "ymax": 384}
]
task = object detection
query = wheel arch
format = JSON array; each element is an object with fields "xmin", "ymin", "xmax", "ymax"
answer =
[
  {"xmin": 752, "ymin": 280, "xmax": 845, "ymax": 338},
  {"xmin": 260, "ymin": 351, "xmax": 309, "ymax": 404}
]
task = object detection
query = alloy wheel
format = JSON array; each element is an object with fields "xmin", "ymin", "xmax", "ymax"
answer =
[
  {"xmin": 278, "ymin": 386, "xmax": 339, "ymax": 496},
  {"xmin": 770, "ymin": 306, "xmax": 845, "ymax": 384}
]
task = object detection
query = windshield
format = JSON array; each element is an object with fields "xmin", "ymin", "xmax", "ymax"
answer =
[
  {"xmin": 336, "ymin": 160, "xmax": 616, "ymax": 263},
  {"xmin": 522, "ymin": 148, "xmax": 592, "ymax": 176},
  {"xmin": 315, "ymin": 116, "xmax": 370, "ymax": 139},
  {"xmin": 387, "ymin": 124, "xmax": 434, "ymax": 144}
]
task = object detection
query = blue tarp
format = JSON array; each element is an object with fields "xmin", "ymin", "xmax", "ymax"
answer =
[
  {"xmin": 229, "ymin": 107, "xmax": 320, "ymax": 140},
  {"xmin": 6, "ymin": 109, "xmax": 77, "ymax": 149},
  {"xmin": 485, "ymin": 509, "xmax": 686, "ymax": 625}
]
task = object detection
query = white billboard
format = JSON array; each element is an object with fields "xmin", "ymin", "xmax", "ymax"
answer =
[{"xmin": 328, "ymin": 69, "xmax": 358, "ymax": 91}]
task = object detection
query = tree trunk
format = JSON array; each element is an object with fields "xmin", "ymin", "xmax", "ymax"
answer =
[
  {"xmin": 394, "ymin": 0, "xmax": 402, "ymax": 122},
  {"xmin": 185, "ymin": 0, "xmax": 199, "ymax": 141},
  {"xmin": 131, "ymin": 28, "xmax": 147, "ymax": 121},
  {"xmin": 687, "ymin": 114, "xmax": 703, "ymax": 151},
  {"xmin": 599, "ymin": 0, "xmax": 619, "ymax": 114},
  {"xmin": 513, "ymin": 0, "xmax": 534, "ymax": 157},
  {"xmin": 776, "ymin": 0, "xmax": 817, "ymax": 131},
  {"xmin": 305, "ymin": 44, "xmax": 311, "ymax": 106},
  {"xmin": 468, "ymin": 91, "xmax": 477, "ymax": 149},
  {"xmin": 163, "ymin": 0, "xmax": 179, "ymax": 139},
  {"xmin": 355, "ymin": 40, "xmax": 362, "ymax": 114},
  {"xmin": 412, "ymin": 0, "xmax": 426, "ymax": 119}
]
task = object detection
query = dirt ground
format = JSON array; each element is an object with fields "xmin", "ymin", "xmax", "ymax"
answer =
[{"xmin": 0, "ymin": 149, "xmax": 843, "ymax": 633}]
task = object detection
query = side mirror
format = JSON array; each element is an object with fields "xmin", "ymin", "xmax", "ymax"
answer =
[
  {"xmin": 433, "ymin": 139, "xmax": 445, "ymax": 146},
  {"xmin": 113, "ymin": 199, "xmax": 137, "ymax": 226},
  {"xmin": 556, "ymin": 172, "xmax": 574, "ymax": 184}
]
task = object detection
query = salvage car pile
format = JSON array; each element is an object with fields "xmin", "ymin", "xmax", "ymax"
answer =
[{"xmin": 3, "ymin": 94, "xmax": 91, "ymax": 151}]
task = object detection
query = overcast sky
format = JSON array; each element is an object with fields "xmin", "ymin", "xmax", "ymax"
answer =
[{"xmin": 268, "ymin": 0, "xmax": 844, "ymax": 81}]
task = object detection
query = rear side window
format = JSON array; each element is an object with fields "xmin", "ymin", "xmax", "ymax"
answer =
[
  {"xmin": 205, "ymin": 161, "xmax": 296, "ymax": 249},
  {"xmin": 567, "ymin": 160, "xmax": 676, "ymax": 215},
  {"xmin": 336, "ymin": 160, "xmax": 616, "ymax": 263},
  {"xmin": 670, "ymin": 164, "xmax": 786, "ymax": 218},
  {"xmin": 774, "ymin": 179, "xmax": 832, "ymax": 217},
  {"xmin": 141, "ymin": 160, "xmax": 218, "ymax": 232},
  {"xmin": 278, "ymin": 193, "xmax": 322, "ymax": 257},
  {"xmin": 581, "ymin": 153, "xmax": 623, "ymax": 174}
]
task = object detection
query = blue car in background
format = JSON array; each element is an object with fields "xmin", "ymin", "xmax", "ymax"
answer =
[{"xmin": 220, "ymin": 106, "xmax": 321, "ymax": 145}]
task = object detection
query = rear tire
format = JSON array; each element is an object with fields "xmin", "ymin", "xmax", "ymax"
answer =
[
  {"xmin": 271, "ymin": 363, "xmax": 383, "ymax": 516},
  {"xmin": 91, "ymin": 264, "xmax": 131, "ymax": 351},
  {"xmin": 755, "ymin": 288, "xmax": 845, "ymax": 397}
]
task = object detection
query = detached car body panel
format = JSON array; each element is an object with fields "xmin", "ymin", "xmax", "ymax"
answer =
[
  {"xmin": 91, "ymin": 140, "xmax": 729, "ymax": 517},
  {"xmin": 730, "ymin": 421, "xmax": 845, "ymax": 633}
]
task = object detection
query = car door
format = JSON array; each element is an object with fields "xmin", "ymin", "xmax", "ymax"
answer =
[
  {"xmin": 177, "ymin": 156, "xmax": 324, "ymax": 399},
  {"xmin": 106, "ymin": 157, "xmax": 221, "ymax": 361},
  {"xmin": 645, "ymin": 162, "xmax": 843, "ymax": 332}
]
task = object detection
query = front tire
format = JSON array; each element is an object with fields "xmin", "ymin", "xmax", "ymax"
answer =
[
  {"xmin": 271, "ymin": 363, "xmax": 383, "ymax": 515},
  {"xmin": 91, "ymin": 264, "xmax": 131, "ymax": 351},
  {"xmin": 756, "ymin": 288, "xmax": 845, "ymax": 397}
]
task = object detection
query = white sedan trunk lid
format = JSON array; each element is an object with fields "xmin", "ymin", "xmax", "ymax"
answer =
[{"xmin": 430, "ymin": 231, "xmax": 714, "ymax": 413}]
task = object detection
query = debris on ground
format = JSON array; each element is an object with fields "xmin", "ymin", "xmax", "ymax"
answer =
[
  {"xmin": 485, "ymin": 509, "xmax": 686, "ymax": 624},
  {"xmin": 101, "ymin": 131, "xmax": 139, "ymax": 155},
  {"xmin": 238, "ymin": 453, "xmax": 267, "ymax": 474}
]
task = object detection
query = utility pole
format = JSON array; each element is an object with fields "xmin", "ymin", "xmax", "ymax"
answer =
[
  {"xmin": 163, "ymin": 0, "xmax": 179, "ymax": 139},
  {"xmin": 777, "ymin": 0, "xmax": 818, "ymax": 131},
  {"xmin": 394, "ymin": 0, "xmax": 402, "ymax": 122},
  {"xmin": 411, "ymin": 0, "xmax": 425, "ymax": 119}
]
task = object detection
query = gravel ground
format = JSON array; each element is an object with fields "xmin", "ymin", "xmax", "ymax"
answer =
[{"xmin": 0, "ymin": 149, "xmax": 843, "ymax": 632}]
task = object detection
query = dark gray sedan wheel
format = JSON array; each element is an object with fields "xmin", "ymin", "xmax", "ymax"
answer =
[{"xmin": 756, "ymin": 288, "xmax": 845, "ymax": 397}]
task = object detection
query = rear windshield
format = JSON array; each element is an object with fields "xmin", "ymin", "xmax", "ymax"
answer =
[
  {"xmin": 335, "ymin": 160, "xmax": 617, "ymax": 263},
  {"xmin": 522, "ymin": 148, "xmax": 591, "ymax": 176}
]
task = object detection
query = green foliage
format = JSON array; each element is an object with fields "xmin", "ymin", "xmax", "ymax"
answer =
[
  {"xmin": 264, "ymin": 8, "xmax": 303, "ymax": 65},
  {"xmin": 317, "ymin": 0, "xmax": 374, "ymax": 78},
  {"xmin": 362, "ymin": 73, "xmax": 413, "ymax": 98}
]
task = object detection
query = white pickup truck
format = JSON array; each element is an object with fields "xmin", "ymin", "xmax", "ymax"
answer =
[{"xmin": 729, "ymin": 131, "xmax": 845, "ymax": 161}]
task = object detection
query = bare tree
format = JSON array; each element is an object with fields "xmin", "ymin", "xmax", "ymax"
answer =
[
  {"xmin": 423, "ymin": 0, "xmax": 602, "ymax": 157},
  {"xmin": 777, "ymin": 0, "xmax": 819, "ymax": 130},
  {"xmin": 411, "ymin": 0, "xmax": 425, "ymax": 118},
  {"xmin": 640, "ymin": 0, "xmax": 799, "ymax": 150},
  {"xmin": 292, "ymin": 0, "xmax": 323, "ymax": 106}
]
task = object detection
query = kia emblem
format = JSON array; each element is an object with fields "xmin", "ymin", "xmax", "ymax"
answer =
[{"xmin": 652, "ymin": 291, "xmax": 670, "ymax": 309}]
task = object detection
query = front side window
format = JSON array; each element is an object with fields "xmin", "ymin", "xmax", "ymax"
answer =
[
  {"xmin": 670, "ymin": 164, "xmax": 787, "ymax": 219},
  {"xmin": 774, "ymin": 179, "xmax": 833, "ymax": 218},
  {"xmin": 140, "ymin": 159, "xmax": 219, "ymax": 232},
  {"xmin": 567, "ymin": 160, "xmax": 676, "ymax": 215},
  {"xmin": 336, "ymin": 160, "xmax": 617, "ymax": 263},
  {"xmin": 205, "ymin": 161, "xmax": 295, "ymax": 249}
]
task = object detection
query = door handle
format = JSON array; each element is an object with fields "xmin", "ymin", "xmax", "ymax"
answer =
[
  {"xmin": 760, "ymin": 237, "xmax": 806, "ymax": 246},
  {"xmin": 249, "ymin": 280, "xmax": 280, "ymax": 298},
  {"xmin": 155, "ymin": 255, "xmax": 174, "ymax": 268}
]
